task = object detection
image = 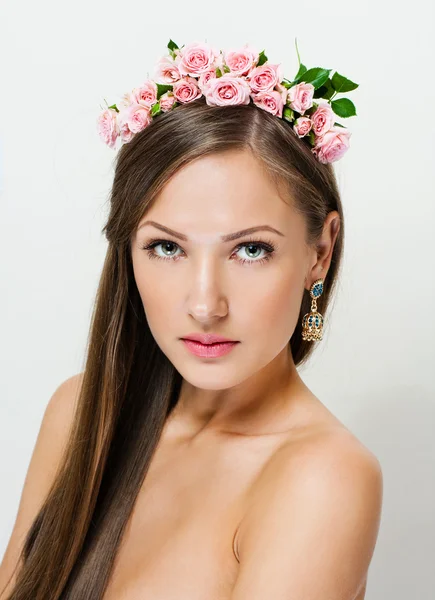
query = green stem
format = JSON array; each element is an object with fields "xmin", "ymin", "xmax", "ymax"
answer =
[{"xmin": 294, "ymin": 37, "xmax": 301, "ymax": 67}]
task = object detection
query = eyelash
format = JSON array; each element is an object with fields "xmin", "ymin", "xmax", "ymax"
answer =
[{"xmin": 140, "ymin": 236, "xmax": 276, "ymax": 266}]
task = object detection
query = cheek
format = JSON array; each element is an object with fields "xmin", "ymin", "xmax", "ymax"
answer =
[
  {"xmin": 132, "ymin": 260, "xmax": 184, "ymax": 344},
  {"xmin": 247, "ymin": 269, "xmax": 303, "ymax": 336},
  {"xmin": 133, "ymin": 265, "xmax": 171, "ymax": 316}
]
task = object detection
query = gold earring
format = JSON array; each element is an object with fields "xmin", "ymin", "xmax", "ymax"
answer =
[{"xmin": 302, "ymin": 278, "xmax": 324, "ymax": 342}]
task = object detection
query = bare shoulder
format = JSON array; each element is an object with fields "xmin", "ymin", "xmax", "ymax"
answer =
[
  {"xmin": 278, "ymin": 424, "xmax": 383, "ymax": 484},
  {"xmin": 41, "ymin": 372, "xmax": 84, "ymax": 439},
  {"xmin": 286, "ymin": 426, "xmax": 383, "ymax": 510},
  {"xmin": 240, "ymin": 424, "xmax": 383, "ymax": 533},
  {"xmin": 231, "ymin": 426, "xmax": 383, "ymax": 599},
  {"xmin": 0, "ymin": 372, "xmax": 84, "ymax": 599}
]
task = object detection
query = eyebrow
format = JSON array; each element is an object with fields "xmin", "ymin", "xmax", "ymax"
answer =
[{"xmin": 137, "ymin": 220, "xmax": 285, "ymax": 242}]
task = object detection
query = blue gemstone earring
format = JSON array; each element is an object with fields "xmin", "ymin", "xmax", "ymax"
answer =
[{"xmin": 302, "ymin": 278, "xmax": 324, "ymax": 342}]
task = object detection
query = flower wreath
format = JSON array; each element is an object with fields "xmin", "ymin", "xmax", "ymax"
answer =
[{"xmin": 97, "ymin": 38, "xmax": 358, "ymax": 164}]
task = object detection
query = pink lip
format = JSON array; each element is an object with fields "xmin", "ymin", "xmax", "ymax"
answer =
[
  {"xmin": 181, "ymin": 333, "xmax": 238, "ymax": 344},
  {"xmin": 182, "ymin": 339, "xmax": 239, "ymax": 358}
]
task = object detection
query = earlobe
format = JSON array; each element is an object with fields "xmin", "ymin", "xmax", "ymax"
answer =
[{"xmin": 304, "ymin": 264, "xmax": 324, "ymax": 291}]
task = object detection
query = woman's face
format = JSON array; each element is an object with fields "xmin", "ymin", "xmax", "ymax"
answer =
[{"xmin": 130, "ymin": 149, "xmax": 313, "ymax": 391}]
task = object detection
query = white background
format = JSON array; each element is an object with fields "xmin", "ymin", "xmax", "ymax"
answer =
[{"xmin": 1, "ymin": 1, "xmax": 434, "ymax": 598}]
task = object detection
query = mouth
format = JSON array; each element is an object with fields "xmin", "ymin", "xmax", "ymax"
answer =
[
  {"xmin": 181, "ymin": 338, "xmax": 240, "ymax": 358},
  {"xmin": 180, "ymin": 334, "xmax": 239, "ymax": 345}
]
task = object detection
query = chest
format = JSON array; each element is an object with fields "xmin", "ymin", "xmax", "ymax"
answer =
[{"xmin": 102, "ymin": 431, "xmax": 280, "ymax": 600}]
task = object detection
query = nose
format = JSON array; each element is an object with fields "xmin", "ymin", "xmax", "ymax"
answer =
[{"xmin": 186, "ymin": 255, "xmax": 228, "ymax": 323}]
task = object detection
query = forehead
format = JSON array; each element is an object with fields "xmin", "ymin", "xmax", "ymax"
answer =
[{"xmin": 141, "ymin": 149, "xmax": 299, "ymax": 234}]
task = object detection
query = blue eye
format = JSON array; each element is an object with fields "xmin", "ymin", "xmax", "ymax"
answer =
[{"xmin": 141, "ymin": 238, "xmax": 276, "ymax": 266}]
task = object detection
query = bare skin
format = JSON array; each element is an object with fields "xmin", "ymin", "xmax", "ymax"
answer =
[
  {"xmin": 103, "ymin": 383, "xmax": 379, "ymax": 600},
  {"xmin": 0, "ymin": 149, "xmax": 382, "ymax": 599},
  {"xmin": 0, "ymin": 374, "xmax": 379, "ymax": 600}
]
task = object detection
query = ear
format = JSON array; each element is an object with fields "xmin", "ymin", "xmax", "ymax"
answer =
[{"xmin": 305, "ymin": 211, "xmax": 341, "ymax": 288}]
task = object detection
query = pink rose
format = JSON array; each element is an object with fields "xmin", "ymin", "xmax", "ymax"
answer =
[
  {"xmin": 118, "ymin": 103, "xmax": 152, "ymax": 141},
  {"xmin": 172, "ymin": 76, "xmax": 203, "ymax": 103},
  {"xmin": 312, "ymin": 126, "xmax": 352, "ymax": 164},
  {"xmin": 310, "ymin": 101, "xmax": 335, "ymax": 137},
  {"xmin": 198, "ymin": 69, "xmax": 218, "ymax": 91},
  {"xmin": 177, "ymin": 41, "xmax": 221, "ymax": 77},
  {"xmin": 223, "ymin": 45, "xmax": 259, "ymax": 76},
  {"xmin": 118, "ymin": 91, "xmax": 136, "ymax": 109},
  {"xmin": 119, "ymin": 121, "xmax": 134, "ymax": 144},
  {"xmin": 97, "ymin": 108, "xmax": 119, "ymax": 148},
  {"xmin": 252, "ymin": 90, "xmax": 284, "ymax": 117},
  {"xmin": 204, "ymin": 74, "xmax": 251, "ymax": 106},
  {"xmin": 130, "ymin": 80, "xmax": 158, "ymax": 108},
  {"xmin": 287, "ymin": 82, "xmax": 315, "ymax": 115},
  {"xmin": 247, "ymin": 64, "xmax": 282, "ymax": 94},
  {"xmin": 159, "ymin": 92, "xmax": 176, "ymax": 112},
  {"xmin": 293, "ymin": 116, "xmax": 312, "ymax": 138},
  {"xmin": 154, "ymin": 56, "xmax": 181, "ymax": 84}
]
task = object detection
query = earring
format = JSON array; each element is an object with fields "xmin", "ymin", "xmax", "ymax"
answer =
[{"xmin": 302, "ymin": 278, "xmax": 324, "ymax": 342}]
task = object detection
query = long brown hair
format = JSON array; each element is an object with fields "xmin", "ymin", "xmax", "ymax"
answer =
[{"xmin": 4, "ymin": 98, "xmax": 344, "ymax": 599}]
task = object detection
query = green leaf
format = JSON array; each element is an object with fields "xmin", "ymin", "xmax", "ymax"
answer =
[
  {"xmin": 216, "ymin": 67, "xmax": 223, "ymax": 77},
  {"xmin": 300, "ymin": 67, "xmax": 331, "ymax": 89},
  {"xmin": 283, "ymin": 106, "xmax": 295, "ymax": 122},
  {"xmin": 257, "ymin": 50, "xmax": 268, "ymax": 66},
  {"xmin": 156, "ymin": 83, "xmax": 173, "ymax": 99},
  {"xmin": 223, "ymin": 64, "xmax": 231, "ymax": 73},
  {"xmin": 167, "ymin": 39, "xmax": 179, "ymax": 52},
  {"xmin": 331, "ymin": 97, "xmax": 357, "ymax": 118},
  {"xmin": 331, "ymin": 72, "xmax": 359, "ymax": 93},
  {"xmin": 313, "ymin": 78, "xmax": 335, "ymax": 100},
  {"xmin": 334, "ymin": 122, "xmax": 346, "ymax": 127},
  {"xmin": 292, "ymin": 63, "xmax": 307, "ymax": 84},
  {"xmin": 108, "ymin": 104, "xmax": 119, "ymax": 113},
  {"xmin": 307, "ymin": 130, "xmax": 316, "ymax": 145},
  {"xmin": 280, "ymin": 80, "xmax": 292, "ymax": 89},
  {"xmin": 151, "ymin": 101, "xmax": 162, "ymax": 117}
]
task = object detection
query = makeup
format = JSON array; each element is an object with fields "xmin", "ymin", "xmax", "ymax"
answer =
[{"xmin": 181, "ymin": 339, "xmax": 239, "ymax": 358}]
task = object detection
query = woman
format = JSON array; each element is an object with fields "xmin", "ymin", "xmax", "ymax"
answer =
[{"xmin": 0, "ymin": 42, "xmax": 383, "ymax": 600}]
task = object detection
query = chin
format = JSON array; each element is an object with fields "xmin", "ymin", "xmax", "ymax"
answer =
[{"xmin": 173, "ymin": 356, "xmax": 251, "ymax": 391}]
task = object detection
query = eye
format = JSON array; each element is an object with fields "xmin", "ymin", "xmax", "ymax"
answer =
[
  {"xmin": 141, "ymin": 237, "xmax": 276, "ymax": 265},
  {"xmin": 234, "ymin": 241, "xmax": 275, "ymax": 265},
  {"xmin": 145, "ymin": 240, "xmax": 182, "ymax": 260}
]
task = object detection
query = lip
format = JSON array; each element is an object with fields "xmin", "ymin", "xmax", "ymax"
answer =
[
  {"xmin": 181, "ymin": 338, "xmax": 239, "ymax": 358},
  {"xmin": 181, "ymin": 333, "xmax": 238, "ymax": 344}
]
